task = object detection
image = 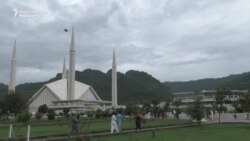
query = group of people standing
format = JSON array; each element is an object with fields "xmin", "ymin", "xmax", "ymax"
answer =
[{"xmin": 111, "ymin": 112, "xmax": 143, "ymax": 133}]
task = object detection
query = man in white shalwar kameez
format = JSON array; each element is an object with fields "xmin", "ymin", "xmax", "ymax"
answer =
[{"xmin": 111, "ymin": 113, "xmax": 119, "ymax": 133}]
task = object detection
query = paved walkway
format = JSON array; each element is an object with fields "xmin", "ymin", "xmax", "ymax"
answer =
[
  {"xmin": 207, "ymin": 113, "xmax": 250, "ymax": 123},
  {"xmin": 31, "ymin": 123, "xmax": 198, "ymax": 141},
  {"xmin": 171, "ymin": 112, "xmax": 250, "ymax": 123}
]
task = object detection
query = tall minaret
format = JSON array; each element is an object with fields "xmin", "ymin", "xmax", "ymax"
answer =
[
  {"xmin": 67, "ymin": 28, "xmax": 76, "ymax": 100},
  {"xmin": 8, "ymin": 40, "xmax": 17, "ymax": 94},
  {"xmin": 62, "ymin": 57, "xmax": 68, "ymax": 79},
  {"xmin": 112, "ymin": 48, "xmax": 117, "ymax": 107}
]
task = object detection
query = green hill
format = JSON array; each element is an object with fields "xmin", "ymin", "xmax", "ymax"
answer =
[
  {"xmin": 0, "ymin": 83, "xmax": 7, "ymax": 90},
  {"xmin": 75, "ymin": 69, "xmax": 171, "ymax": 103},
  {"xmin": 0, "ymin": 83, "xmax": 7, "ymax": 100},
  {"xmin": 122, "ymin": 70, "xmax": 171, "ymax": 102},
  {"xmin": 0, "ymin": 69, "xmax": 172, "ymax": 104},
  {"xmin": 164, "ymin": 72, "xmax": 250, "ymax": 92}
]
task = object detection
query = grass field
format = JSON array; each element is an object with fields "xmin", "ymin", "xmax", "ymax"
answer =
[
  {"xmin": 0, "ymin": 118, "xmax": 192, "ymax": 140},
  {"xmin": 87, "ymin": 124, "xmax": 250, "ymax": 141}
]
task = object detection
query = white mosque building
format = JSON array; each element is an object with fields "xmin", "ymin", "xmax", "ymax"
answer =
[{"xmin": 27, "ymin": 28, "xmax": 114, "ymax": 113}]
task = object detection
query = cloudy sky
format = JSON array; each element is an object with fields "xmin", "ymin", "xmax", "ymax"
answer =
[{"xmin": 1, "ymin": 0, "xmax": 250, "ymax": 84}]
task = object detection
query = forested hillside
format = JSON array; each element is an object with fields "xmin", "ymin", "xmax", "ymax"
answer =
[
  {"xmin": 0, "ymin": 69, "xmax": 172, "ymax": 104},
  {"xmin": 164, "ymin": 72, "xmax": 250, "ymax": 92}
]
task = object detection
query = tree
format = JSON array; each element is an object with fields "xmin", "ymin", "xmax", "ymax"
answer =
[
  {"xmin": 35, "ymin": 112, "xmax": 42, "ymax": 121},
  {"xmin": 2, "ymin": 93, "xmax": 26, "ymax": 116},
  {"xmin": 163, "ymin": 100, "xmax": 171, "ymax": 112},
  {"xmin": 63, "ymin": 108, "xmax": 70, "ymax": 118},
  {"xmin": 17, "ymin": 109, "xmax": 32, "ymax": 125},
  {"xmin": 172, "ymin": 99, "xmax": 182, "ymax": 108},
  {"xmin": 151, "ymin": 100, "xmax": 160, "ymax": 107},
  {"xmin": 172, "ymin": 99, "xmax": 183, "ymax": 118},
  {"xmin": 151, "ymin": 100, "xmax": 160, "ymax": 117},
  {"xmin": 0, "ymin": 101, "xmax": 3, "ymax": 119},
  {"xmin": 125, "ymin": 103, "xmax": 135, "ymax": 116},
  {"xmin": 215, "ymin": 87, "xmax": 228, "ymax": 124},
  {"xmin": 232, "ymin": 101, "xmax": 243, "ymax": 113},
  {"xmin": 47, "ymin": 109, "xmax": 55, "ymax": 120},
  {"xmin": 142, "ymin": 102, "xmax": 152, "ymax": 113},
  {"xmin": 125, "ymin": 103, "xmax": 141, "ymax": 116},
  {"xmin": 95, "ymin": 109, "xmax": 104, "ymax": 118},
  {"xmin": 38, "ymin": 104, "xmax": 48, "ymax": 114},
  {"xmin": 239, "ymin": 93, "xmax": 250, "ymax": 112},
  {"xmin": 186, "ymin": 96, "xmax": 205, "ymax": 126}
]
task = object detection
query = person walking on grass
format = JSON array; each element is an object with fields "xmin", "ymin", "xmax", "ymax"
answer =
[
  {"xmin": 135, "ymin": 113, "xmax": 142, "ymax": 130},
  {"xmin": 116, "ymin": 112, "xmax": 123, "ymax": 131},
  {"xmin": 69, "ymin": 114, "xmax": 78, "ymax": 136},
  {"xmin": 233, "ymin": 113, "xmax": 237, "ymax": 120},
  {"xmin": 246, "ymin": 113, "xmax": 249, "ymax": 120},
  {"xmin": 111, "ymin": 112, "xmax": 119, "ymax": 134}
]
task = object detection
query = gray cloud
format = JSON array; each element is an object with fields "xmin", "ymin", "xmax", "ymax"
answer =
[{"xmin": 1, "ymin": 0, "xmax": 250, "ymax": 84}]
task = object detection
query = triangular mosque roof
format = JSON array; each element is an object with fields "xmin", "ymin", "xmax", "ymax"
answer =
[{"xmin": 29, "ymin": 78, "xmax": 102, "ymax": 103}]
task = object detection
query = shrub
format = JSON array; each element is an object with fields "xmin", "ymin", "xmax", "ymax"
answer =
[
  {"xmin": 35, "ymin": 112, "xmax": 42, "ymax": 121},
  {"xmin": 95, "ymin": 109, "xmax": 102, "ymax": 118},
  {"xmin": 17, "ymin": 110, "xmax": 32, "ymax": 124},
  {"xmin": 38, "ymin": 104, "xmax": 48, "ymax": 114},
  {"xmin": 47, "ymin": 109, "xmax": 55, "ymax": 120}
]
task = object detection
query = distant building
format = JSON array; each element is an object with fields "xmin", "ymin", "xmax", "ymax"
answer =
[{"xmin": 173, "ymin": 90, "xmax": 248, "ymax": 110}]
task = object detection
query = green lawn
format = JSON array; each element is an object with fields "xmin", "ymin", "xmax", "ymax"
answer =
[
  {"xmin": 89, "ymin": 124, "xmax": 250, "ymax": 141},
  {"xmin": 0, "ymin": 118, "xmax": 191, "ymax": 139}
]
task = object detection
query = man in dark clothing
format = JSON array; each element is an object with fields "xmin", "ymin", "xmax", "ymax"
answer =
[
  {"xmin": 69, "ymin": 114, "xmax": 78, "ymax": 136},
  {"xmin": 135, "ymin": 113, "xmax": 142, "ymax": 129},
  {"xmin": 233, "ymin": 113, "xmax": 237, "ymax": 120}
]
